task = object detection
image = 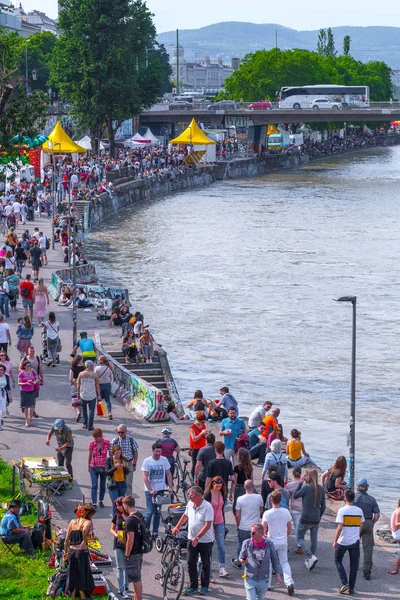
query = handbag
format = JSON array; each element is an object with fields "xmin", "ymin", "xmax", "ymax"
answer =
[
  {"xmin": 94, "ymin": 466, "xmax": 106, "ymax": 475},
  {"xmin": 96, "ymin": 399, "xmax": 107, "ymax": 416},
  {"xmin": 107, "ymin": 478, "xmax": 117, "ymax": 490}
]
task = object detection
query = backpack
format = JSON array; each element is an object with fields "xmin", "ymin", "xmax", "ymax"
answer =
[
  {"xmin": 131, "ymin": 512, "xmax": 153, "ymax": 554},
  {"xmin": 31, "ymin": 522, "xmax": 45, "ymax": 549},
  {"xmin": 273, "ymin": 453, "xmax": 287, "ymax": 481},
  {"xmin": 46, "ymin": 568, "xmax": 67, "ymax": 598},
  {"xmin": 20, "ymin": 285, "xmax": 29, "ymax": 297}
]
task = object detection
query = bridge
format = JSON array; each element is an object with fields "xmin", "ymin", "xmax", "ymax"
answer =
[{"xmin": 140, "ymin": 107, "xmax": 400, "ymax": 126}]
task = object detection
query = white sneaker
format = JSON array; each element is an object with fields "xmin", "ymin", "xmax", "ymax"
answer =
[
  {"xmin": 305, "ymin": 555, "xmax": 318, "ymax": 571},
  {"xmin": 120, "ymin": 592, "xmax": 129, "ymax": 599},
  {"xmin": 219, "ymin": 567, "xmax": 229, "ymax": 578}
]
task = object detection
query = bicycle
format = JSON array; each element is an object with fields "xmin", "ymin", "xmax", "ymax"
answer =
[
  {"xmin": 174, "ymin": 448, "xmax": 193, "ymax": 502},
  {"xmin": 155, "ymin": 523, "xmax": 186, "ymax": 600}
]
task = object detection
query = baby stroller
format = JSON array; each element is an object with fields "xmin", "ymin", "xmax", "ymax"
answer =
[
  {"xmin": 154, "ymin": 491, "xmax": 188, "ymax": 553},
  {"xmin": 40, "ymin": 330, "xmax": 60, "ymax": 365}
]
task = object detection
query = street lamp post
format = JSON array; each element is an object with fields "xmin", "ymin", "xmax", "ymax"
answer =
[
  {"xmin": 25, "ymin": 40, "xmax": 30, "ymax": 96},
  {"xmin": 335, "ymin": 295, "xmax": 357, "ymax": 491}
]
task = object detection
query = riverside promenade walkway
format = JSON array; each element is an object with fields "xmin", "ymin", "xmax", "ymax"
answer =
[{"xmin": 0, "ymin": 212, "xmax": 398, "ymax": 599}]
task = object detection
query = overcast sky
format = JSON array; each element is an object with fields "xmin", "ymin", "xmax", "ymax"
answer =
[{"xmin": 23, "ymin": 0, "xmax": 400, "ymax": 33}]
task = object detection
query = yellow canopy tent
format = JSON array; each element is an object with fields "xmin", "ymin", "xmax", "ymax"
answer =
[
  {"xmin": 42, "ymin": 121, "xmax": 86, "ymax": 154},
  {"xmin": 170, "ymin": 119, "xmax": 217, "ymax": 146}
]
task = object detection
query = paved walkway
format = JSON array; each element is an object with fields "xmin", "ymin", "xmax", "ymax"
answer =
[{"xmin": 0, "ymin": 211, "xmax": 399, "ymax": 599}]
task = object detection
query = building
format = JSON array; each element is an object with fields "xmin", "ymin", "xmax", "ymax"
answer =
[
  {"xmin": 170, "ymin": 46, "xmax": 238, "ymax": 94},
  {"xmin": 0, "ymin": 3, "xmax": 57, "ymax": 36}
]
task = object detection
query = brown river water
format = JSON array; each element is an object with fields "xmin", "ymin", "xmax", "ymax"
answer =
[{"xmin": 86, "ymin": 146, "xmax": 400, "ymax": 515}]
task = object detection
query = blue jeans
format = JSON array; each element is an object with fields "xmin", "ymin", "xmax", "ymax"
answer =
[
  {"xmin": 237, "ymin": 528, "xmax": 251, "ymax": 559},
  {"xmin": 2, "ymin": 532, "xmax": 35, "ymax": 555},
  {"xmin": 100, "ymin": 382, "xmax": 112, "ymax": 413},
  {"xmin": 81, "ymin": 398, "xmax": 96, "ymax": 430},
  {"xmin": 0, "ymin": 294, "xmax": 9, "ymax": 318},
  {"xmin": 335, "ymin": 541, "xmax": 360, "ymax": 591},
  {"xmin": 114, "ymin": 548, "xmax": 127, "ymax": 593},
  {"xmin": 109, "ymin": 481, "xmax": 127, "ymax": 515},
  {"xmin": 214, "ymin": 522, "xmax": 226, "ymax": 566},
  {"xmin": 89, "ymin": 467, "xmax": 106, "ymax": 505},
  {"xmin": 297, "ymin": 521, "xmax": 320, "ymax": 559},
  {"xmin": 244, "ymin": 577, "xmax": 269, "ymax": 600},
  {"xmin": 144, "ymin": 490, "xmax": 160, "ymax": 534},
  {"xmin": 16, "ymin": 260, "xmax": 24, "ymax": 275}
]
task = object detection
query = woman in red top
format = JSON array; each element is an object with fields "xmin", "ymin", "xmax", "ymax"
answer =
[
  {"xmin": 88, "ymin": 428, "xmax": 111, "ymax": 509},
  {"xmin": 267, "ymin": 425, "xmax": 288, "ymax": 453},
  {"xmin": 189, "ymin": 411, "xmax": 207, "ymax": 477}
]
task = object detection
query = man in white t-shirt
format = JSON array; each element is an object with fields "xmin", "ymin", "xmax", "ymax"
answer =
[
  {"xmin": 232, "ymin": 480, "xmax": 264, "ymax": 568},
  {"xmin": 0, "ymin": 314, "xmax": 11, "ymax": 351},
  {"xmin": 12, "ymin": 200, "xmax": 21, "ymax": 221},
  {"xmin": 263, "ymin": 489, "xmax": 295, "ymax": 596},
  {"xmin": 38, "ymin": 232, "xmax": 48, "ymax": 265},
  {"xmin": 141, "ymin": 443, "xmax": 172, "ymax": 535},
  {"xmin": 333, "ymin": 489, "xmax": 365, "ymax": 595}
]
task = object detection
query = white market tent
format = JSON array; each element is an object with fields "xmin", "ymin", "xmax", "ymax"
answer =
[
  {"xmin": 123, "ymin": 132, "xmax": 157, "ymax": 148},
  {"xmin": 143, "ymin": 128, "xmax": 161, "ymax": 145},
  {"xmin": 76, "ymin": 135, "xmax": 105, "ymax": 151}
]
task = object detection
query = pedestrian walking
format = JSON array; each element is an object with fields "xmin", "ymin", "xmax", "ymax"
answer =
[
  {"xmin": 19, "ymin": 273, "xmax": 35, "ymax": 321},
  {"xmin": 28, "ymin": 240, "xmax": 43, "ymax": 282},
  {"xmin": 141, "ymin": 442, "xmax": 173, "ymax": 535},
  {"xmin": 232, "ymin": 479, "xmax": 264, "ymax": 568},
  {"xmin": 0, "ymin": 363, "xmax": 12, "ymax": 431},
  {"xmin": 0, "ymin": 275, "xmax": 10, "ymax": 318},
  {"xmin": 112, "ymin": 424, "xmax": 139, "ymax": 496},
  {"xmin": 204, "ymin": 476, "xmax": 229, "ymax": 579},
  {"xmin": 263, "ymin": 490, "xmax": 295, "ymax": 596},
  {"xmin": 123, "ymin": 495, "xmax": 144, "ymax": 600},
  {"xmin": 172, "ymin": 486, "xmax": 214, "ymax": 596},
  {"xmin": 77, "ymin": 360, "xmax": 101, "ymax": 431},
  {"xmin": 34, "ymin": 278, "xmax": 49, "ymax": 326},
  {"xmin": 64, "ymin": 504, "xmax": 95, "ymax": 598},
  {"xmin": 189, "ymin": 411, "xmax": 207, "ymax": 478},
  {"xmin": 354, "ymin": 478, "xmax": 380, "ymax": 580},
  {"xmin": 293, "ymin": 468, "xmax": 326, "ymax": 571},
  {"xmin": 238, "ymin": 522, "xmax": 283, "ymax": 600},
  {"xmin": 14, "ymin": 242, "xmax": 27, "ymax": 276},
  {"xmin": 46, "ymin": 418, "xmax": 74, "ymax": 484},
  {"xmin": 333, "ymin": 489, "xmax": 364, "ymax": 594},
  {"xmin": 230, "ymin": 447, "xmax": 253, "ymax": 513},
  {"xmin": 69, "ymin": 355, "xmax": 84, "ymax": 422},
  {"xmin": 88, "ymin": 428, "xmax": 110, "ymax": 509},
  {"xmin": 194, "ymin": 432, "xmax": 216, "ymax": 490},
  {"xmin": 106, "ymin": 445, "xmax": 129, "ymax": 514},
  {"xmin": 6, "ymin": 269, "xmax": 19, "ymax": 312},
  {"xmin": 95, "ymin": 355, "xmax": 114, "ymax": 420},
  {"xmin": 18, "ymin": 358, "xmax": 39, "ymax": 428},
  {"xmin": 43, "ymin": 312, "xmax": 60, "ymax": 366},
  {"xmin": 0, "ymin": 314, "xmax": 11, "ymax": 352},
  {"xmin": 157, "ymin": 427, "xmax": 180, "ymax": 477},
  {"xmin": 205, "ymin": 441, "xmax": 234, "ymax": 489},
  {"xmin": 110, "ymin": 498, "xmax": 130, "ymax": 598},
  {"xmin": 286, "ymin": 466, "xmax": 304, "ymax": 555},
  {"xmin": 16, "ymin": 316, "xmax": 34, "ymax": 359}
]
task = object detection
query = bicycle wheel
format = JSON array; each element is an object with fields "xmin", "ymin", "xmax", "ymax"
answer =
[
  {"xmin": 180, "ymin": 470, "xmax": 192, "ymax": 503},
  {"xmin": 163, "ymin": 560, "xmax": 185, "ymax": 600}
]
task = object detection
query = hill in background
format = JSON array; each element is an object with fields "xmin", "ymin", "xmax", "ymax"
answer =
[{"xmin": 157, "ymin": 23, "xmax": 400, "ymax": 67}]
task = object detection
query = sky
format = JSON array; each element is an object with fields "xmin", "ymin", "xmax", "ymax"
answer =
[{"xmin": 22, "ymin": 0, "xmax": 400, "ymax": 33}]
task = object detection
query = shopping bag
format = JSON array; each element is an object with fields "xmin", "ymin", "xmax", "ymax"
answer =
[{"xmin": 96, "ymin": 400, "xmax": 107, "ymax": 416}]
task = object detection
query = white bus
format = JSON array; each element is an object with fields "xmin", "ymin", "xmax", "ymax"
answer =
[{"xmin": 278, "ymin": 85, "xmax": 370, "ymax": 109}]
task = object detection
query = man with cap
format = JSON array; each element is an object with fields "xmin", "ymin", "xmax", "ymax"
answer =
[
  {"xmin": 354, "ymin": 478, "xmax": 380, "ymax": 580},
  {"xmin": 45, "ymin": 419, "xmax": 74, "ymax": 484},
  {"xmin": 0, "ymin": 499, "xmax": 35, "ymax": 555}
]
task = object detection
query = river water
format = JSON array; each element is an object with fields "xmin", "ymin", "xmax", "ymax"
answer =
[{"xmin": 86, "ymin": 146, "xmax": 400, "ymax": 515}]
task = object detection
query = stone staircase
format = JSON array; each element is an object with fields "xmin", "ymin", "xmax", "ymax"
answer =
[
  {"xmin": 212, "ymin": 163, "xmax": 228, "ymax": 180},
  {"xmin": 106, "ymin": 346, "xmax": 169, "ymax": 395}
]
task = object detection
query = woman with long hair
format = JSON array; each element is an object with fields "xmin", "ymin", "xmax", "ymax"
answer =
[
  {"xmin": 204, "ymin": 476, "xmax": 229, "ymax": 580},
  {"xmin": 16, "ymin": 316, "xmax": 34, "ymax": 359},
  {"xmin": 293, "ymin": 468, "xmax": 326, "ymax": 571},
  {"xmin": 230, "ymin": 448, "xmax": 253, "ymax": 512},
  {"xmin": 189, "ymin": 411, "xmax": 207, "ymax": 478},
  {"xmin": 23, "ymin": 345, "xmax": 44, "ymax": 419},
  {"xmin": 0, "ymin": 363, "xmax": 12, "ymax": 431},
  {"xmin": 267, "ymin": 424, "xmax": 288, "ymax": 453},
  {"xmin": 34, "ymin": 277, "xmax": 49, "ymax": 326},
  {"xmin": 106, "ymin": 446, "xmax": 129, "ymax": 515},
  {"xmin": 321, "ymin": 456, "xmax": 348, "ymax": 500},
  {"xmin": 139, "ymin": 328, "xmax": 154, "ymax": 363},
  {"xmin": 110, "ymin": 497, "xmax": 130, "ymax": 597},
  {"xmin": 6, "ymin": 269, "xmax": 19, "ymax": 312},
  {"xmin": 187, "ymin": 390, "xmax": 210, "ymax": 415},
  {"xmin": 0, "ymin": 350, "xmax": 16, "ymax": 389},
  {"xmin": 121, "ymin": 331, "xmax": 139, "ymax": 364},
  {"xmin": 64, "ymin": 503, "xmax": 96, "ymax": 599}
]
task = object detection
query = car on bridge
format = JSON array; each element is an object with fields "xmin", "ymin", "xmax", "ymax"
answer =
[
  {"xmin": 169, "ymin": 101, "xmax": 193, "ymax": 110},
  {"xmin": 207, "ymin": 100, "xmax": 238, "ymax": 110},
  {"xmin": 311, "ymin": 98, "xmax": 342, "ymax": 110},
  {"xmin": 248, "ymin": 100, "xmax": 273, "ymax": 110}
]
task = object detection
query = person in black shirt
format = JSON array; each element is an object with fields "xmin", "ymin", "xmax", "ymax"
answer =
[
  {"xmin": 28, "ymin": 241, "xmax": 42, "ymax": 282},
  {"xmin": 14, "ymin": 243, "xmax": 27, "ymax": 277},
  {"xmin": 110, "ymin": 498, "xmax": 129, "ymax": 598},
  {"xmin": 123, "ymin": 496, "xmax": 144, "ymax": 600},
  {"xmin": 205, "ymin": 441, "xmax": 234, "ymax": 489}
]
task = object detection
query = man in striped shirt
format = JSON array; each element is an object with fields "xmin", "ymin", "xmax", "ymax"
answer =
[
  {"xmin": 333, "ymin": 489, "xmax": 365, "ymax": 595},
  {"xmin": 112, "ymin": 424, "xmax": 139, "ymax": 495}
]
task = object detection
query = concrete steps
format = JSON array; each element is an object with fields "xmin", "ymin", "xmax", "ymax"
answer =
[{"xmin": 107, "ymin": 349, "xmax": 169, "ymax": 393}]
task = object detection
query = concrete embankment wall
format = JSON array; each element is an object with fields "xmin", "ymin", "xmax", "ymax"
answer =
[
  {"xmin": 221, "ymin": 153, "xmax": 310, "ymax": 180},
  {"xmin": 85, "ymin": 169, "xmax": 214, "ymax": 230}
]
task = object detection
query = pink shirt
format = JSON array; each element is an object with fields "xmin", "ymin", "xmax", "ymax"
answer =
[
  {"xmin": 210, "ymin": 493, "xmax": 224, "ymax": 525},
  {"xmin": 18, "ymin": 369, "xmax": 37, "ymax": 392}
]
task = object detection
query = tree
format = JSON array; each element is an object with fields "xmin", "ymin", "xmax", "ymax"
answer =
[
  {"xmin": 326, "ymin": 28, "xmax": 336, "ymax": 57},
  {"xmin": 51, "ymin": 0, "xmax": 167, "ymax": 156},
  {"xmin": 0, "ymin": 29, "xmax": 47, "ymax": 170},
  {"xmin": 317, "ymin": 29, "xmax": 327, "ymax": 56},
  {"xmin": 17, "ymin": 32, "xmax": 57, "ymax": 96},
  {"xmin": 343, "ymin": 35, "xmax": 351, "ymax": 57}
]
